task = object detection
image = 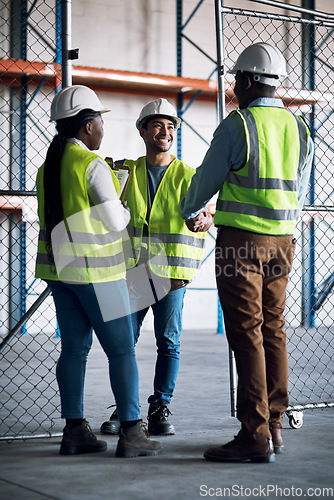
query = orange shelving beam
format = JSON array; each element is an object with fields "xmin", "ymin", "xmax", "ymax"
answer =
[
  {"xmin": 0, "ymin": 57, "xmax": 218, "ymax": 101},
  {"xmin": 1, "ymin": 57, "xmax": 332, "ymax": 106}
]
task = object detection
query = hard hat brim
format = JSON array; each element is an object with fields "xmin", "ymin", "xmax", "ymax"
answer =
[
  {"xmin": 50, "ymin": 106, "xmax": 111, "ymax": 123},
  {"xmin": 136, "ymin": 114, "xmax": 181, "ymax": 130}
]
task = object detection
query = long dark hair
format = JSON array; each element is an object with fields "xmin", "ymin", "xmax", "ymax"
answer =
[{"xmin": 43, "ymin": 109, "xmax": 100, "ymax": 269}]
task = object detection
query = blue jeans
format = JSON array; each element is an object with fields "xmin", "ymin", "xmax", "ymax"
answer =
[
  {"xmin": 47, "ymin": 279, "xmax": 140, "ymax": 422},
  {"xmin": 130, "ymin": 285, "xmax": 186, "ymax": 404}
]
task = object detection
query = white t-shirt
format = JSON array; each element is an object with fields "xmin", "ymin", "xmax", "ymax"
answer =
[{"xmin": 69, "ymin": 138, "xmax": 130, "ymax": 232}]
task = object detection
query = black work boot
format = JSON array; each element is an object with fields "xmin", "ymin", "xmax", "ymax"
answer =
[
  {"xmin": 100, "ymin": 407, "xmax": 120, "ymax": 435},
  {"xmin": 115, "ymin": 421, "xmax": 163, "ymax": 458},
  {"xmin": 147, "ymin": 401, "xmax": 175, "ymax": 436},
  {"xmin": 60, "ymin": 420, "xmax": 107, "ymax": 455}
]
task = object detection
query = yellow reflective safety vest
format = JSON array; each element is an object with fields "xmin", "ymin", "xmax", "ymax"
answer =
[
  {"xmin": 123, "ymin": 156, "xmax": 206, "ymax": 280},
  {"xmin": 214, "ymin": 107, "xmax": 311, "ymax": 235},
  {"xmin": 35, "ymin": 142, "xmax": 126, "ymax": 283}
]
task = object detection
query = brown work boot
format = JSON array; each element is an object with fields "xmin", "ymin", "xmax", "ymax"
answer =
[
  {"xmin": 270, "ymin": 422, "xmax": 284, "ymax": 454},
  {"xmin": 204, "ymin": 434, "xmax": 275, "ymax": 463},
  {"xmin": 115, "ymin": 421, "xmax": 163, "ymax": 458},
  {"xmin": 60, "ymin": 420, "xmax": 107, "ymax": 455}
]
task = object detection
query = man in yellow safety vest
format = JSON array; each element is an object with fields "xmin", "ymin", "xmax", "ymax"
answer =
[
  {"xmin": 100, "ymin": 98, "xmax": 212, "ymax": 436},
  {"xmin": 181, "ymin": 43, "xmax": 314, "ymax": 463}
]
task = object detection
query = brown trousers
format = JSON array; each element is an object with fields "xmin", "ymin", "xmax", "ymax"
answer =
[{"xmin": 216, "ymin": 227, "xmax": 295, "ymax": 440}]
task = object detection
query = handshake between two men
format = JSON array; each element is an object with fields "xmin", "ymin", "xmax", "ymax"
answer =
[{"xmin": 185, "ymin": 206, "xmax": 213, "ymax": 233}]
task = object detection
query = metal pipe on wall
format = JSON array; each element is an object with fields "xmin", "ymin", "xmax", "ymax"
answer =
[
  {"xmin": 56, "ymin": 0, "xmax": 62, "ymax": 91},
  {"xmin": 214, "ymin": 0, "xmax": 238, "ymax": 418},
  {"xmin": 214, "ymin": 0, "xmax": 225, "ymax": 122},
  {"xmin": 176, "ymin": 0, "xmax": 183, "ymax": 160},
  {"xmin": 61, "ymin": 0, "xmax": 72, "ymax": 88},
  {"xmin": 301, "ymin": 0, "xmax": 316, "ymax": 327},
  {"xmin": 9, "ymin": 0, "xmax": 28, "ymax": 331},
  {"xmin": 249, "ymin": 0, "xmax": 334, "ymax": 19}
]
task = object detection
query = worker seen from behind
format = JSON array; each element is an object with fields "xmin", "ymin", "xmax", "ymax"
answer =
[
  {"xmin": 180, "ymin": 43, "xmax": 314, "ymax": 463},
  {"xmin": 100, "ymin": 98, "xmax": 212, "ymax": 437},
  {"xmin": 35, "ymin": 85, "xmax": 162, "ymax": 458}
]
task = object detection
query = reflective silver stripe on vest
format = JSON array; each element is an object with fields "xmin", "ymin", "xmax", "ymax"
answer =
[
  {"xmin": 39, "ymin": 229, "xmax": 123, "ymax": 245},
  {"xmin": 216, "ymin": 199, "xmax": 299, "ymax": 220},
  {"xmin": 226, "ymin": 109, "xmax": 302, "ymax": 191},
  {"xmin": 296, "ymin": 116, "xmax": 309, "ymax": 176},
  {"xmin": 152, "ymin": 254, "xmax": 202, "ymax": 269},
  {"xmin": 150, "ymin": 232, "xmax": 205, "ymax": 249},
  {"xmin": 36, "ymin": 251, "xmax": 124, "ymax": 268},
  {"xmin": 227, "ymin": 174, "xmax": 298, "ymax": 191}
]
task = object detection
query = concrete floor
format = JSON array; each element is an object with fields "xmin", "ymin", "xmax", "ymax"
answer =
[{"xmin": 0, "ymin": 328, "xmax": 333, "ymax": 500}]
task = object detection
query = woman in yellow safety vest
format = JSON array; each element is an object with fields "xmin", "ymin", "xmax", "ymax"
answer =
[{"xmin": 35, "ymin": 85, "xmax": 162, "ymax": 458}]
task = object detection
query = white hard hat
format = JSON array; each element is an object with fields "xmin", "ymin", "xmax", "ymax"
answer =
[
  {"xmin": 50, "ymin": 85, "xmax": 111, "ymax": 122},
  {"xmin": 136, "ymin": 98, "xmax": 181, "ymax": 130},
  {"xmin": 229, "ymin": 42, "xmax": 287, "ymax": 86}
]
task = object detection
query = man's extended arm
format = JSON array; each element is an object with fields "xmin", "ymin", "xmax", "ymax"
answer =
[{"xmin": 180, "ymin": 114, "xmax": 247, "ymax": 220}]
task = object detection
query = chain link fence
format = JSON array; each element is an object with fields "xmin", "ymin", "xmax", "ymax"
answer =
[
  {"xmin": 220, "ymin": 5, "xmax": 334, "ymax": 425},
  {"xmin": 0, "ymin": 1, "xmax": 333, "ymax": 439},
  {"xmin": 0, "ymin": 0, "xmax": 61, "ymax": 438}
]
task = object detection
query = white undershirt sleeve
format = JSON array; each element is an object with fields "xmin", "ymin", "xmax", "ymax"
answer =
[{"xmin": 86, "ymin": 158, "xmax": 130, "ymax": 232}]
